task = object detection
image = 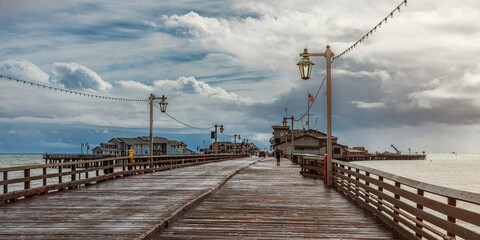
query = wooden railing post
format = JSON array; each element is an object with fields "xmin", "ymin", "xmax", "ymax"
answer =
[
  {"xmin": 393, "ymin": 181, "xmax": 401, "ymax": 223},
  {"xmin": 416, "ymin": 189, "xmax": 424, "ymax": 238},
  {"xmin": 70, "ymin": 164, "xmax": 76, "ymax": 189},
  {"xmin": 365, "ymin": 172, "xmax": 370, "ymax": 204},
  {"xmin": 58, "ymin": 166, "xmax": 63, "ymax": 191},
  {"xmin": 43, "ymin": 167, "xmax": 47, "ymax": 187},
  {"xmin": 377, "ymin": 176, "xmax": 383, "ymax": 212},
  {"xmin": 71, "ymin": 164, "xmax": 76, "ymax": 181},
  {"xmin": 85, "ymin": 165, "xmax": 90, "ymax": 186},
  {"xmin": 96, "ymin": 161, "xmax": 99, "ymax": 177},
  {"xmin": 24, "ymin": 169, "xmax": 30, "ymax": 190},
  {"xmin": 447, "ymin": 197, "xmax": 456, "ymax": 238},
  {"xmin": 3, "ymin": 171, "xmax": 7, "ymax": 194}
]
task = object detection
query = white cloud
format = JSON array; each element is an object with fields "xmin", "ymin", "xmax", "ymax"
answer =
[
  {"xmin": 8, "ymin": 130, "xmax": 16, "ymax": 134},
  {"xmin": 250, "ymin": 133, "xmax": 271, "ymax": 146},
  {"xmin": 143, "ymin": 20, "xmax": 158, "ymax": 28},
  {"xmin": 52, "ymin": 62, "xmax": 112, "ymax": 91},
  {"xmin": 0, "ymin": 60, "xmax": 50, "ymax": 84},
  {"xmin": 153, "ymin": 76, "xmax": 258, "ymax": 104},
  {"xmin": 351, "ymin": 101, "xmax": 385, "ymax": 109},
  {"xmin": 117, "ymin": 80, "xmax": 153, "ymax": 92}
]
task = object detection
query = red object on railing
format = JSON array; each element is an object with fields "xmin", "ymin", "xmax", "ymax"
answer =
[{"xmin": 324, "ymin": 154, "xmax": 328, "ymax": 185}]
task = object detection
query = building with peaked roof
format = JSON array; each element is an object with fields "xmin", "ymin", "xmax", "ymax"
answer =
[
  {"xmin": 92, "ymin": 136, "xmax": 193, "ymax": 156},
  {"xmin": 271, "ymin": 127, "xmax": 345, "ymax": 158}
]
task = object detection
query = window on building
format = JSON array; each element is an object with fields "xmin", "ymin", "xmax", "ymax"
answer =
[{"xmin": 334, "ymin": 148, "xmax": 341, "ymax": 154}]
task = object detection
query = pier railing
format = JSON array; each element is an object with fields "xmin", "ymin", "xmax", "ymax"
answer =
[
  {"xmin": 333, "ymin": 159, "xmax": 480, "ymax": 240},
  {"xmin": 0, "ymin": 154, "xmax": 246, "ymax": 204},
  {"xmin": 298, "ymin": 155, "xmax": 324, "ymax": 179}
]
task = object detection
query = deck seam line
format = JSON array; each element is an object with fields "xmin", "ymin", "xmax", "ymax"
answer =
[{"xmin": 136, "ymin": 157, "xmax": 266, "ymax": 240}]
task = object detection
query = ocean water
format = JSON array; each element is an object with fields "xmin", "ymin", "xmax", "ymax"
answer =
[{"xmin": 0, "ymin": 154, "xmax": 44, "ymax": 168}]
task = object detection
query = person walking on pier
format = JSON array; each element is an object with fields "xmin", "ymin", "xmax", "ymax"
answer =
[{"xmin": 274, "ymin": 147, "xmax": 283, "ymax": 166}]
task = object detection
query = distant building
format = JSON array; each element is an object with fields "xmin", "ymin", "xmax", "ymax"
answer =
[
  {"xmin": 271, "ymin": 127, "xmax": 351, "ymax": 159},
  {"xmin": 92, "ymin": 136, "xmax": 193, "ymax": 156},
  {"xmin": 201, "ymin": 141, "xmax": 259, "ymax": 154},
  {"xmin": 91, "ymin": 142, "xmax": 121, "ymax": 156},
  {"xmin": 168, "ymin": 140, "xmax": 189, "ymax": 155}
]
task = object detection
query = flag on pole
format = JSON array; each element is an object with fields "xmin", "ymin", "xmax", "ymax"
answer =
[{"xmin": 308, "ymin": 93, "xmax": 314, "ymax": 102}]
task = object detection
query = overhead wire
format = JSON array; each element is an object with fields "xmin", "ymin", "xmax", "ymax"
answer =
[
  {"xmin": 155, "ymin": 105, "xmax": 213, "ymax": 130},
  {"xmin": 333, "ymin": 0, "xmax": 407, "ymax": 61},
  {"xmin": 0, "ymin": 74, "xmax": 148, "ymax": 102},
  {"xmin": 294, "ymin": 75, "xmax": 326, "ymax": 122},
  {"xmin": 220, "ymin": 132, "xmax": 234, "ymax": 138}
]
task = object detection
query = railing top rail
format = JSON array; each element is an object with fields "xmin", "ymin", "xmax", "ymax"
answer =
[
  {"xmin": 333, "ymin": 159, "xmax": 480, "ymax": 204},
  {"xmin": 0, "ymin": 154, "xmax": 236, "ymax": 172}
]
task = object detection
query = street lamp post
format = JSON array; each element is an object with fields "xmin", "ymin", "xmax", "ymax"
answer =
[
  {"xmin": 214, "ymin": 124, "xmax": 224, "ymax": 154},
  {"xmin": 149, "ymin": 94, "xmax": 168, "ymax": 163},
  {"xmin": 297, "ymin": 46, "xmax": 334, "ymax": 186},
  {"xmin": 233, "ymin": 134, "xmax": 241, "ymax": 154},
  {"xmin": 81, "ymin": 143, "xmax": 89, "ymax": 155},
  {"xmin": 283, "ymin": 116, "xmax": 295, "ymax": 160}
]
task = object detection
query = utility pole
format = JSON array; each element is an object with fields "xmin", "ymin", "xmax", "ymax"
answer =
[{"xmin": 233, "ymin": 134, "xmax": 237, "ymax": 154}]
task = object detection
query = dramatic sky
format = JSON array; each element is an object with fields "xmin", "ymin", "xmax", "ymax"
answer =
[{"xmin": 1, "ymin": 0, "xmax": 480, "ymax": 154}]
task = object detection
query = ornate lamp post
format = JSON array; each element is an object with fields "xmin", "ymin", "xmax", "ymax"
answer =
[
  {"xmin": 149, "ymin": 94, "xmax": 167, "ymax": 160},
  {"xmin": 297, "ymin": 46, "xmax": 334, "ymax": 186}
]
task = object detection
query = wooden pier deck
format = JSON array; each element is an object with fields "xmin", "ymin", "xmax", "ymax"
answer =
[
  {"xmin": 0, "ymin": 157, "xmax": 404, "ymax": 239},
  {"xmin": 158, "ymin": 158, "xmax": 404, "ymax": 239}
]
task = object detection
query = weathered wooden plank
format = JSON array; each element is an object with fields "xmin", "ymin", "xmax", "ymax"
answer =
[
  {"xmin": 0, "ymin": 157, "xmax": 259, "ymax": 240},
  {"xmin": 157, "ymin": 158, "xmax": 405, "ymax": 239}
]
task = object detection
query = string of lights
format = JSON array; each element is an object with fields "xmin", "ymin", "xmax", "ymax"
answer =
[
  {"xmin": 333, "ymin": 0, "xmax": 407, "ymax": 61},
  {"xmin": 0, "ymin": 74, "xmax": 148, "ymax": 102},
  {"xmin": 157, "ymin": 106, "xmax": 214, "ymax": 130},
  {"xmin": 294, "ymin": 75, "xmax": 326, "ymax": 122}
]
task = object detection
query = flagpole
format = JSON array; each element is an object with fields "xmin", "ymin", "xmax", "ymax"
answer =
[{"xmin": 307, "ymin": 94, "xmax": 310, "ymax": 130}]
